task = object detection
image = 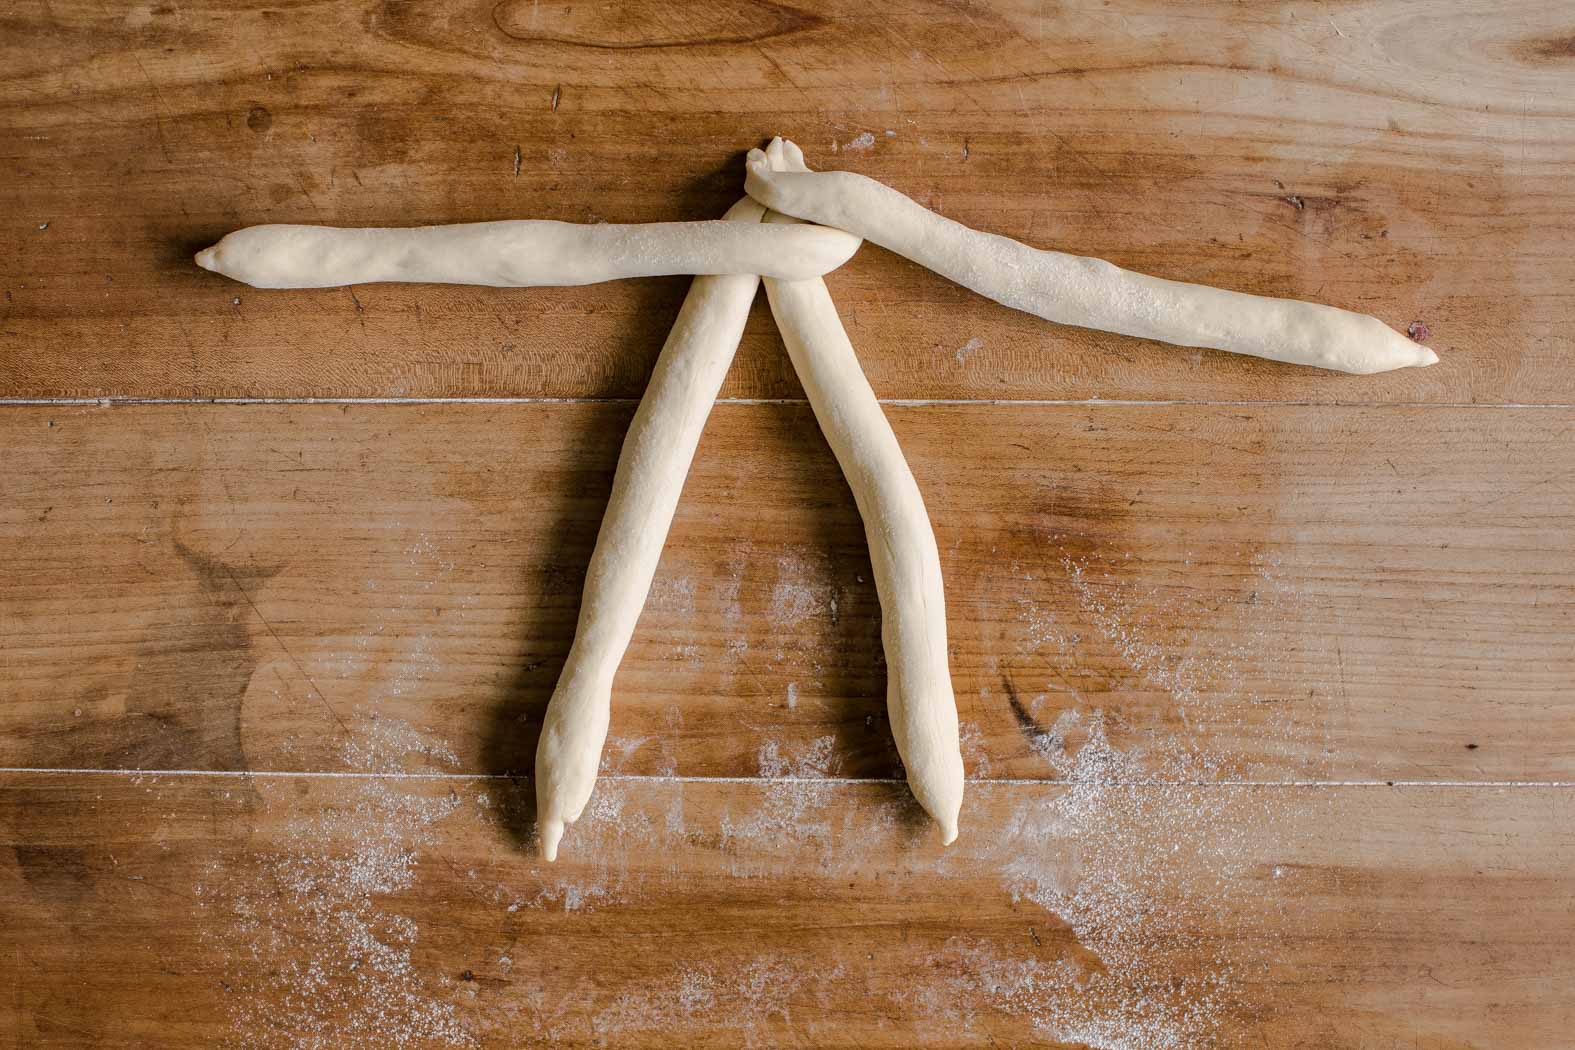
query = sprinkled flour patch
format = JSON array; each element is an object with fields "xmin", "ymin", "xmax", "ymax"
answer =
[
  {"xmin": 756, "ymin": 735, "xmax": 838, "ymax": 779},
  {"xmin": 198, "ymin": 721, "xmax": 473, "ymax": 1049},
  {"xmin": 769, "ymin": 552, "xmax": 832, "ymax": 628},
  {"xmin": 944, "ymin": 543, "xmax": 1323, "ymax": 1047},
  {"xmin": 992, "ymin": 715, "xmax": 1273, "ymax": 1047},
  {"xmin": 719, "ymin": 739, "xmax": 841, "ymax": 863},
  {"xmin": 646, "ymin": 573, "xmax": 696, "ymax": 617},
  {"xmin": 576, "ymin": 955, "xmax": 816, "ymax": 1047},
  {"xmin": 958, "ymin": 720, "xmax": 992, "ymax": 777}
]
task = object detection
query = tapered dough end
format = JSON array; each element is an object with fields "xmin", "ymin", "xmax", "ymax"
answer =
[
  {"xmin": 538, "ymin": 817, "xmax": 564, "ymax": 863},
  {"xmin": 1323, "ymin": 314, "xmax": 1444, "ymax": 374},
  {"xmin": 1375, "ymin": 325, "xmax": 1441, "ymax": 373},
  {"xmin": 906, "ymin": 761, "xmax": 964, "ymax": 848},
  {"xmin": 190, "ymin": 225, "xmax": 311, "ymax": 288},
  {"xmin": 924, "ymin": 793, "xmax": 962, "ymax": 847},
  {"xmin": 193, "ymin": 228, "xmax": 271, "ymax": 285}
]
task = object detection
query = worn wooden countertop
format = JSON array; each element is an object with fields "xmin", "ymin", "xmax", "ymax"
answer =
[{"xmin": 3, "ymin": 1, "xmax": 1573, "ymax": 1047}]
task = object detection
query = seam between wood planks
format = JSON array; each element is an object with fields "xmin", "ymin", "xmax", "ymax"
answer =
[
  {"xmin": 0, "ymin": 767, "xmax": 1570, "ymax": 787},
  {"xmin": 1, "ymin": 398, "xmax": 1572, "ymax": 409}
]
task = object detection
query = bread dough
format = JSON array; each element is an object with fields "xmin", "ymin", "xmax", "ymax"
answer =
[
  {"xmin": 534, "ymin": 197, "xmax": 773, "ymax": 862},
  {"xmin": 195, "ymin": 218, "xmax": 859, "ymax": 289},
  {"xmin": 758, "ymin": 141, "xmax": 964, "ymax": 844},
  {"xmin": 746, "ymin": 138, "xmax": 1438, "ymax": 375}
]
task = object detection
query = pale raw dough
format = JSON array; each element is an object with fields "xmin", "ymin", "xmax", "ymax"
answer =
[
  {"xmin": 759, "ymin": 140, "xmax": 964, "ymax": 844},
  {"xmin": 533, "ymin": 197, "xmax": 776, "ymax": 862},
  {"xmin": 194, "ymin": 218, "xmax": 859, "ymax": 289},
  {"xmin": 746, "ymin": 138, "xmax": 1438, "ymax": 375}
]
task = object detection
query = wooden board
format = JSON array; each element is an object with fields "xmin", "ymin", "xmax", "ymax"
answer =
[
  {"xmin": 5, "ymin": 0, "xmax": 1575, "ymax": 1046},
  {"xmin": 2, "ymin": 773, "xmax": 1572, "ymax": 1049},
  {"xmin": 3, "ymin": 0, "xmax": 1574, "ymax": 403},
  {"xmin": 5, "ymin": 402, "xmax": 1572, "ymax": 783}
]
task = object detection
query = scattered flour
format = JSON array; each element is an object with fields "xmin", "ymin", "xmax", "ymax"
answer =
[
  {"xmin": 645, "ymin": 573, "xmax": 696, "ymax": 617},
  {"xmin": 958, "ymin": 720, "xmax": 992, "ymax": 777},
  {"xmin": 198, "ymin": 720, "xmax": 473, "ymax": 1050},
  {"xmin": 755, "ymin": 735, "xmax": 838, "ymax": 779},
  {"xmin": 188, "ymin": 525, "xmax": 1320, "ymax": 1049},
  {"xmin": 769, "ymin": 552, "xmax": 832, "ymax": 628},
  {"xmin": 718, "ymin": 739, "xmax": 843, "ymax": 862},
  {"xmin": 935, "ymin": 541, "xmax": 1326, "ymax": 1046},
  {"xmin": 582, "ymin": 955, "xmax": 816, "ymax": 1047}
]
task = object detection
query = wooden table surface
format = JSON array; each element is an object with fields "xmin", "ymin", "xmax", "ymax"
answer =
[{"xmin": 4, "ymin": 1, "xmax": 1573, "ymax": 1047}]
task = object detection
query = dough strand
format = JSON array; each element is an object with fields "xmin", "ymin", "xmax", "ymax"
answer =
[
  {"xmin": 534, "ymin": 198, "xmax": 778, "ymax": 861},
  {"xmin": 195, "ymin": 218, "xmax": 858, "ymax": 289},
  {"xmin": 759, "ymin": 140, "xmax": 965, "ymax": 844},
  {"xmin": 745, "ymin": 137, "xmax": 1437, "ymax": 375}
]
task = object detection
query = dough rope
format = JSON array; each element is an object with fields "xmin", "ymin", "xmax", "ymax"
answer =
[
  {"xmin": 195, "ymin": 218, "xmax": 858, "ymax": 289},
  {"xmin": 758, "ymin": 139, "xmax": 965, "ymax": 844},
  {"xmin": 745, "ymin": 137, "xmax": 1437, "ymax": 375},
  {"xmin": 534, "ymin": 197, "xmax": 776, "ymax": 862}
]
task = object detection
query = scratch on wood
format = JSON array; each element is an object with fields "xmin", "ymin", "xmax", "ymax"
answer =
[{"xmin": 222, "ymin": 566, "xmax": 353, "ymax": 740}]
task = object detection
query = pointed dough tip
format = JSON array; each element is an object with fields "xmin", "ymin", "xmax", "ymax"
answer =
[
  {"xmin": 939, "ymin": 820, "xmax": 959, "ymax": 846},
  {"xmin": 539, "ymin": 818, "xmax": 564, "ymax": 862},
  {"xmin": 1417, "ymin": 346, "xmax": 1439, "ymax": 367},
  {"xmin": 194, "ymin": 246, "xmax": 217, "ymax": 272}
]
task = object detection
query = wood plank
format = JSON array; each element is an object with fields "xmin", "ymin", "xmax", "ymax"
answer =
[
  {"xmin": 4, "ymin": 402, "xmax": 1570, "ymax": 782},
  {"xmin": 0, "ymin": 772, "xmax": 1569, "ymax": 1048},
  {"xmin": 4, "ymin": 0, "xmax": 1572, "ymax": 403}
]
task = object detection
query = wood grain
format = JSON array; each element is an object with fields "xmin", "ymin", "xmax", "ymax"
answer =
[
  {"xmin": 0, "ymin": 772, "xmax": 1570, "ymax": 1048},
  {"xmin": 5, "ymin": 2, "xmax": 1574, "ymax": 1045},
  {"xmin": 4, "ymin": 0, "xmax": 1573, "ymax": 402},
  {"xmin": 4, "ymin": 401, "xmax": 1570, "ymax": 782}
]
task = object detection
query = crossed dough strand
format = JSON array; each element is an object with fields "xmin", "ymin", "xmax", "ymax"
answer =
[
  {"xmin": 746, "ymin": 138, "xmax": 1437, "ymax": 375},
  {"xmin": 759, "ymin": 140, "xmax": 965, "ymax": 844},
  {"xmin": 533, "ymin": 198, "xmax": 780, "ymax": 862},
  {"xmin": 195, "ymin": 218, "xmax": 858, "ymax": 289}
]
